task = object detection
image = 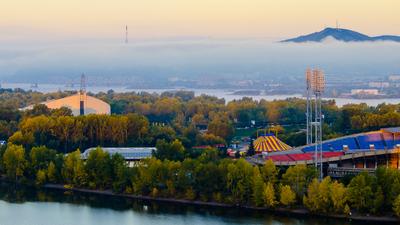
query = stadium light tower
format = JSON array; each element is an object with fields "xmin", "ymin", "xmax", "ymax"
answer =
[
  {"xmin": 310, "ymin": 69, "xmax": 325, "ymax": 181},
  {"xmin": 305, "ymin": 69, "xmax": 313, "ymax": 145}
]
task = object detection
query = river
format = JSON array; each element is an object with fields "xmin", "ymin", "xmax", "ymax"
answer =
[
  {"xmin": 1, "ymin": 82, "xmax": 400, "ymax": 107},
  {"xmin": 0, "ymin": 183, "xmax": 368, "ymax": 225}
]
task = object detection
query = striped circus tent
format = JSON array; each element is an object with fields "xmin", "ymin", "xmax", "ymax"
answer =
[{"xmin": 253, "ymin": 134, "xmax": 291, "ymax": 153}]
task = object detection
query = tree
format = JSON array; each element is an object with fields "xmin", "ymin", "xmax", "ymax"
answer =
[
  {"xmin": 62, "ymin": 149, "xmax": 87, "ymax": 187},
  {"xmin": 372, "ymin": 186, "xmax": 384, "ymax": 214},
  {"xmin": 110, "ymin": 153, "xmax": 131, "ymax": 193},
  {"xmin": 303, "ymin": 177, "xmax": 332, "ymax": 213},
  {"xmin": 264, "ymin": 182, "xmax": 277, "ymax": 208},
  {"xmin": 279, "ymin": 185, "xmax": 296, "ymax": 207},
  {"xmin": 8, "ymin": 131, "xmax": 34, "ymax": 147},
  {"xmin": 393, "ymin": 195, "xmax": 400, "ymax": 217},
  {"xmin": 330, "ymin": 180, "xmax": 347, "ymax": 214},
  {"xmin": 36, "ymin": 169, "xmax": 46, "ymax": 185},
  {"xmin": 207, "ymin": 118, "xmax": 234, "ymax": 141},
  {"xmin": 85, "ymin": 147, "xmax": 112, "ymax": 189},
  {"xmin": 30, "ymin": 146, "xmax": 57, "ymax": 172},
  {"xmin": 347, "ymin": 173, "xmax": 374, "ymax": 212},
  {"xmin": 154, "ymin": 139, "xmax": 186, "ymax": 161},
  {"xmin": 252, "ymin": 167, "xmax": 265, "ymax": 207},
  {"xmin": 47, "ymin": 162, "xmax": 57, "ymax": 183},
  {"xmin": 282, "ymin": 165, "xmax": 316, "ymax": 200},
  {"xmin": 247, "ymin": 140, "xmax": 255, "ymax": 156},
  {"xmin": 262, "ymin": 160, "xmax": 279, "ymax": 184},
  {"xmin": 226, "ymin": 159, "xmax": 253, "ymax": 205},
  {"xmin": 2, "ymin": 144, "xmax": 26, "ymax": 181}
]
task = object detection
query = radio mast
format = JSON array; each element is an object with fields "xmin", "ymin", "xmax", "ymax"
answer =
[{"xmin": 125, "ymin": 25, "xmax": 128, "ymax": 44}]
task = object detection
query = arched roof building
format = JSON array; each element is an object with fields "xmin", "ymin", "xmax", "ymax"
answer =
[{"xmin": 24, "ymin": 93, "xmax": 110, "ymax": 116}]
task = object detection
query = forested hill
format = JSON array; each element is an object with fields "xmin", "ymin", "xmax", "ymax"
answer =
[{"xmin": 282, "ymin": 27, "xmax": 400, "ymax": 43}]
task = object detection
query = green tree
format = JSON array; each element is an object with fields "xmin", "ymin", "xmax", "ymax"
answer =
[
  {"xmin": 154, "ymin": 139, "xmax": 186, "ymax": 161},
  {"xmin": 2, "ymin": 144, "xmax": 27, "ymax": 181},
  {"xmin": 226, "ymin": 159, "xmax": 253, "ymax": 205},
  {"xmin": 62, "ymin": 149, "xmax": 87, "ymax": 187},
  {"xmin": 30, "ymin": 146, "xmax": 57, "ymax": 173},
  {"xmin": 252, "ymin": 167, "xmax": 265, "ymax": 207},
  {"xmin": 85, "ymin": 147, "xmax": 112, "ymax": 189},
  {"xmin": 282, "ymin": 165, "xmax": 316, "ymax": 200},
  {"xmin": 393, "ymin": 195, "xmax": 400, "ymax": 217},
  {"xmin": 347, "ymin": 173, "xmax": 374, "ymax": 212}
]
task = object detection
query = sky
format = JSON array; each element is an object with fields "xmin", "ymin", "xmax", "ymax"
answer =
[
  {"xmin": 0, "ymin": 0, "xmax": 399, "ymax": 84},
  {"xmin": 1, "ymin": 0, "xmax": 400, "ymax": 41}
]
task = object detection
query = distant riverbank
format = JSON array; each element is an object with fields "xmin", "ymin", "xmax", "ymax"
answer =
[
  {"xmin": 42, "ymin": 183, "xmax": 400, "ymax": 224},
  {"xmin": 2, "ymin": 82, "xmax": 400, "ymax": 107}
]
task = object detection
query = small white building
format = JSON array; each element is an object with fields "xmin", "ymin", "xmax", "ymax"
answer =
[{"xmin": 351, "ymin": 89, "xmax": 379, "ymax": 96}]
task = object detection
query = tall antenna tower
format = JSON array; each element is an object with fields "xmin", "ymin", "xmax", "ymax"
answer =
[
  {"xmin": 310, "ymin": 69, "xmax": 325, "ymax": 180},
  {"xmin": 125, "ymin": 25, "xmax": 128, "ymax": 44},
  {"xmin": 79, "ymin": 74, "xmax": 87, "ymax": 116}
]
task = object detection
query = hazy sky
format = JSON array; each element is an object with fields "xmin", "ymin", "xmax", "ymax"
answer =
[
  {"xmin": 1, "ymin": 0, "xmax": 400, "ymax": 41},
  {"xmin": 0, "ymin": 1, "xmax": 399, "ymax": 84}
]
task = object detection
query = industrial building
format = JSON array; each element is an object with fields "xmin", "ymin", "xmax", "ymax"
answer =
[
  {"xmin": 23, "ymin": 93, "xmax": 111, "ymax": 116},
  {"xmin": 23, "ymin": 75, "xmax": 111, "ymax": 116}
]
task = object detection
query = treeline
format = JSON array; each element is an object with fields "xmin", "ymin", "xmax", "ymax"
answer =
[
  {"xmin": 8, "ymin": 112, "xmax": 229, "ymax": 154},
  {"xmin": 2, "ymin": 89, "xmax": 400, "ymax": 150},
  {"xmin": 1, "ymin": 143, "xmax": 400, "ymax": 217}
]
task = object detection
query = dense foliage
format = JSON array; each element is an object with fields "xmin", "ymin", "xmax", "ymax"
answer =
[
  {"xmin": 1, "ymin": 143, "xmax": 400, "ymax": 217},
  {"xmin": 1, "ymin": 89, "xmax": 400, "ymax": 153},
  {"xmin": 1, "ymin": 89, "xmax": 400, "ymax": 217}
]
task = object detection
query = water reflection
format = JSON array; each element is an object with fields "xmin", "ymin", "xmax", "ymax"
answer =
[{"xmin": 0, "ymin": 183, "xmax": 375, "ymax": 225}]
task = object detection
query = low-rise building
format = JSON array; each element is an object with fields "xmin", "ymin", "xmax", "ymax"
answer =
[{"xmin": 82, "ymin": 147, "xmax": 156, "ymax": 166}]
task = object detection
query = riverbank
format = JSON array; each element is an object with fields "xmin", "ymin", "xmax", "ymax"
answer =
[{"xmin": 42, "ymin": 183, "xmax": 400, "ymax": 223}]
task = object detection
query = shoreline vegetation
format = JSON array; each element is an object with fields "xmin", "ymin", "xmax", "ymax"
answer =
[
  {"xmin": 39, "ymin": 183, "xmax": 399, "ymax": 223},
  {"xmin": 1, "ymin": 145, "xmax": 400, "ymax": 223}
]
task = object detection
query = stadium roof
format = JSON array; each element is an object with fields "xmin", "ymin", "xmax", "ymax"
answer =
[{"xmin": 381, "ymin": 127, "xmax": 400, "ymax": 133}]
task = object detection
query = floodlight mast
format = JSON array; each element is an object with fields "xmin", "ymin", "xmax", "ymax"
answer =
[{"xmin": 310, "ymin": 69, "xmax": 325, "ymax": 181}]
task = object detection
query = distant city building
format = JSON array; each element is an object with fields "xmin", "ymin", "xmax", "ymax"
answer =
[
  {"xmin": 388, "ymin": 75, "xmax": 400, "ymax": 82},
  {"xmin": 82, "ymin": 147, "xmax": 156, "ymax": 166},
  {"xmin": 350, "ymin": 89, "xmax": 379, "ymax": 95},
  {"xmin": 368, "ymin": 82, "xmax": 389, "ymax": 88},
  {"xmin": 23, "ymin": 93, "xmax": 111, "ymax": 116}
]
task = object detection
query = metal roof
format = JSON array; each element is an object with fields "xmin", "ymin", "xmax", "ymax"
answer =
[{"xmin": 82, "ymin": 147, "xmax": 156, "ymax": 160}]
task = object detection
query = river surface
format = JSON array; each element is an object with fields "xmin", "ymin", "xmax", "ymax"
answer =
[
  {"xmin": 0, "ymin": 183, "xmax": 371, "ymax": 225},
  {"xmin": 2, "ymin": 82, "xmax": 400, "ymax": 107}
]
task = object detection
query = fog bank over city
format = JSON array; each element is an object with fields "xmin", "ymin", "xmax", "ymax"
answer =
[{"xmin": 0, "ymin": 38, "xmax": 399, "ymax": 85}]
